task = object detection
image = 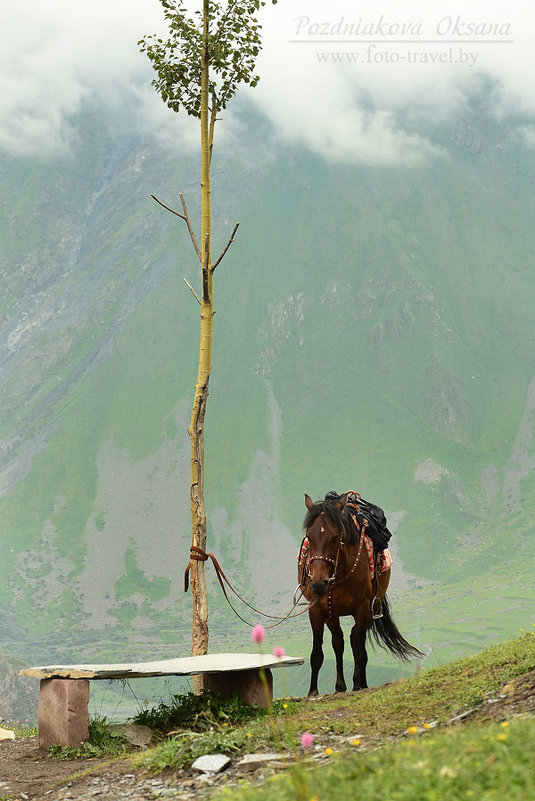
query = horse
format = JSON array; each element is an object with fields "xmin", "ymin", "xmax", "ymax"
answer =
[{"xmin": 300, "ymin": 492, "xmax": 423, "ymax": 696}]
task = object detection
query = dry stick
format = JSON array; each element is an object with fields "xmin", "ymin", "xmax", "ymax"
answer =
[
  {"xmin": 212, "ymin": 222, "xmax": 240, "ymax": 270},
  {"xmin": 179, "ymin": 193, "xmax": 202, "ymax": 263},
  {"xmin": 150, "ymin": 193, "xmax": 202, "ymax": 263},
  {"xmin": 150, "ymin": 193, "xmax": 238, "ymax": 272},
  {"xmin": 183, "ymin": 278, "xmax": 201, "ymax": 305}
]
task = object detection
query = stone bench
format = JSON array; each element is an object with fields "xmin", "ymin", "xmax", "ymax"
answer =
[{"xmin": 19, "ymin": 652, "xmax": 304, "ymax": 749}]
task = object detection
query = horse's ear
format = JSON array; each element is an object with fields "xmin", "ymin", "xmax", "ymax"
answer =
[{"xmin": 305, "ymin": 494, "xmax": 314, "ymax": 509}]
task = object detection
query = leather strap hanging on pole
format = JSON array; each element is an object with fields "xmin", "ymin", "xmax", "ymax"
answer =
[{"xmin": 184, "ymin": 545, "xmax": 315, "ymax": 629}]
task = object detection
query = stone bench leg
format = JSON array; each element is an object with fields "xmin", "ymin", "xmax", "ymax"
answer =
[
  {"xmin": 203, "ymin": 668, "xmax": 273, "ymax": 707},
  {"xmin": 38, "ymin": 678, "xmax": 90, "ymax": 749}
]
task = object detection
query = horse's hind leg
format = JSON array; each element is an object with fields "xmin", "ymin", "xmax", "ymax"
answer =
[
  {"xmin": 326, "ymin": 616, "xmax": 346, "ymax": 692},
  {"xmin": 350, "ymin": 619, "xmax": 368, "ymax": 690},
  {"xmin": 308, "ymin": 610, "xmax": 325, "ymax": 697}
]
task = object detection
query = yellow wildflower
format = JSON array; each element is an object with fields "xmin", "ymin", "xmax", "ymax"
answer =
[
  {"xmin": 325, "ymin": 747, "xmax": 334, "ymax": 756},
  {"xmin": 407, "ymin": 726, "xmax": 419, "ymax": 735}
]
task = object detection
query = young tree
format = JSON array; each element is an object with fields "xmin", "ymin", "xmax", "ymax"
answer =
[{"xmin": 139, "ymin": 0, "xmax": 275, "ymax": 666}]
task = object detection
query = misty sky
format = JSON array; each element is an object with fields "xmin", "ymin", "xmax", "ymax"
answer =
[{"xmin": 1, "ymin": 0, "xmax": 534, "ymax": 163}]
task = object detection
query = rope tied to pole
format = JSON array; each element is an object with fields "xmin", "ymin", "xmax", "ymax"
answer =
[{"xmin": 184, "ymin": 546, "xmax": 315, "ymax": 629}]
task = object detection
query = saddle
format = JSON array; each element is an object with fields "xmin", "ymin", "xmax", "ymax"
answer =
[{"xmin": 326, "ymin": 490, "xmax": 392, "ymax": 552}]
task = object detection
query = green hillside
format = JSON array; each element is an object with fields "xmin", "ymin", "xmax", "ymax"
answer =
[{"xmin": 1, "ymin": 96, "xmax": 534, "ymax": 712}]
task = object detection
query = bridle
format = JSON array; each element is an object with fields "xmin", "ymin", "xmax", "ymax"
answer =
[
  {"xmin": 306, "ymin": 509, "xmax": 367, "ymax": 615},
  {"xmin": 307, "ymin": 520, "xmax": 345, "ymax": 585}
]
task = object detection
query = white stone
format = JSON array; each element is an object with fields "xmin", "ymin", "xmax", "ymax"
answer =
[
  {"xmin": 237, "ymin": 753, "xmax": 288, "ymax": 771},
  {"xmin": 191, "ymin": 754, "xmax": 231, "ymax": 774},
  {"xmin": 0, "ymin": 728, "xmax": 15, "ymax": 740}
]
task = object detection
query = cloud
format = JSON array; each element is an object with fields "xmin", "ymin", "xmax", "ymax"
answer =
[
  {"xmin": 0, "ymin": 0, "xmax": 534, "ymax": 163},
  {"xmin": 248, "ymin": 0, "xmax": 535, "ymax": 164},
  {"xmin": 0, "ymin": 0, "xmax": 159, "ymax": 157}
]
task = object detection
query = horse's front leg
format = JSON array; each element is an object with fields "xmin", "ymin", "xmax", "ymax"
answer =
[
  {"xmin": 350, "ymin": 615, "xmax": 368, "ymax": 690},
  {"xmin": 326, "ymin": 616, "xmax": 346, "ymax": 692},
  {"xmin": 308, "ymin": 609, "xmax": 325, "ymax": 697}
]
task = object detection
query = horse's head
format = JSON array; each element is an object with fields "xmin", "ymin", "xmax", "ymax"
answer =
[{"xmin": 303, "ymin": 493, "xmax": 348, "ymax": 597}]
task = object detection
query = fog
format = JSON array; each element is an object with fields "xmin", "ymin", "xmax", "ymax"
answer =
[{"xmin": 1, "ymin": 0, "xmax": 533, "ymax": 162}]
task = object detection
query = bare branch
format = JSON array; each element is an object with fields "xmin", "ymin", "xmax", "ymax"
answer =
[
  {"xmin": 151, "ymin": 193, "xmax": 187, "ymax": 220},
  {"xmin": 184, "ymin": 277, "xmax": 202, "ymax": 305},
  {"xmin": 179, "ymin": 193, "xmax": 202, "ymax": 262},
  {"xmin": 151, "ymin": 193, "xmax": 202, "ymax": 263},
  {"xmin": 212, "ymin": 222, "xmax": 240, "ymax": 270}
]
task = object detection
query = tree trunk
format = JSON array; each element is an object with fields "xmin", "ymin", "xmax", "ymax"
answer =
[{"xmin": 189, "ymin": 0, "xmax": 212, "ymax": 686}]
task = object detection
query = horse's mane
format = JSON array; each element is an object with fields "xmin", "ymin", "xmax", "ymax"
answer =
[{"xmin": 303, "ymin": 500, "xmax": 359, "ymax": 546}]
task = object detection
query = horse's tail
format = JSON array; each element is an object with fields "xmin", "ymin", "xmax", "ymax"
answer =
[{"xmin": 369, "ymin": 595, "xmax": 424, "ymax": 662}]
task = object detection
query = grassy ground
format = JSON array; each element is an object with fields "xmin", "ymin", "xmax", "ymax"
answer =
[
  {"xmin": 217, "ymin": 716, "xmax": 535, "ymax": 801},
  {"xmin": 131, "ymin": 631, "xmax": 535, "ymax": 800},
  {"xmin": 5, "ymin": 632, "xmax": 531, "ymax": 801}
]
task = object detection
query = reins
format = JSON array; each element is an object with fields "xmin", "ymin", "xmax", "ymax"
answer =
[{"xmin": 184, "ymin": 546, "xmax": 316, "ymax": 629}]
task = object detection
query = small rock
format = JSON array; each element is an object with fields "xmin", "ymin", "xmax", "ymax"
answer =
[
  {"xmin": 0, "ymin": 728, "xmax": 15, "ymax": 740},
  {"xmin": 191, "ymin": 754, "xmax": 231, "ymax": 774},
  {"xmin": 108, "ymin": 723, "xmax": 154, "ymax": 747},
  {"xmin": 237, "ymin": 753, "xmax": 288, "ymax": 772}
]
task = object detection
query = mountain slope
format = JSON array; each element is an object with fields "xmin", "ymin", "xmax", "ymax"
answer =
[{"xmin": 1, "ymin": 97, "xmax": 534, "ymax": 699}]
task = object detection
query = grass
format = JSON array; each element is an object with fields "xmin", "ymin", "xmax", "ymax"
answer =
[
  {"xmin": 131, "ymin": 689, "xmax": 297, "ymax": 772},
  {"xmin": 133, "ymin": 632, "xmax": 535, "ymax": 774},
  {"xmin": 36, "ymin": 633, "xmax": 534, "ymax": 800},
  {"xmin": 134, "ymin": 728, "xmax": 250, "ymax": 772},
  {"xmin": 132, "ymin": 689, "xmax": 281, "ymax": 733},
  {"xmin": 0, "ymin": 719, "xmax": 37, "ymax": 738},
  {"xmin": 48, "ymin": 716, "xmax": 128, "ymax": 760},
  {"xmin": 286, "ymin": 631, "xmax": 535, "ymax": 739},
  {"xmin": 217, "ymin": 716, "xmax": 535, "ymax": 801}
]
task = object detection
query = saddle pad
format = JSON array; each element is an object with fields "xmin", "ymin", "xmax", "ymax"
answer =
[{"xmin": 299, "ymin": 536, "xmax": 392, "ymax": 579}]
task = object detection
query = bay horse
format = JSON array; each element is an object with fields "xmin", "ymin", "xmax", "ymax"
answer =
[{"xmin": 300, "ymin": 492, "xmax": 423, "ymax": 696}]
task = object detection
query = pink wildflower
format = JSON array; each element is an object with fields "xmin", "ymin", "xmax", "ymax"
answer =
[
  {"xmin": 301, "ymin": 732, "xmax": 314, "ymax": 748},
  {"xmin": 251, "ymin": 624, "xmax": 265, "ymax": 644},
  {"xmin": 273, "ymin": 646, "xmax": 285, "ymax": 658}
]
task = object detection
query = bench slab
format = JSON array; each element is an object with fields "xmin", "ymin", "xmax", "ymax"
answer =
[
  {"xmin": 20, "ymin": 652, "xmax": 303, "ymax": 680},
  {"xmin": 20, "ymin": 653, "xmax": 304, "ymax": 749}
]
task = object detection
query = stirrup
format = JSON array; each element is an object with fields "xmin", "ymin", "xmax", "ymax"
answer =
[{"xmin": 371, "ymin": 595, "xmax": 383, "ymax": 620}]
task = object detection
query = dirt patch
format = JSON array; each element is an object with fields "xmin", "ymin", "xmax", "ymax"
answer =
[{"xmin": 0, "ymin": 736, "xmax": 111, "ymax": 799}]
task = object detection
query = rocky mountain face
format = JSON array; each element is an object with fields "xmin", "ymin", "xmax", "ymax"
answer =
[
  {"xmin": 0, "ymin": 651, "xmax": 37, "ymax": 721},
  {"xmin": 1, "ymin": 96, "xmax": 535, "ymax": 716}
]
